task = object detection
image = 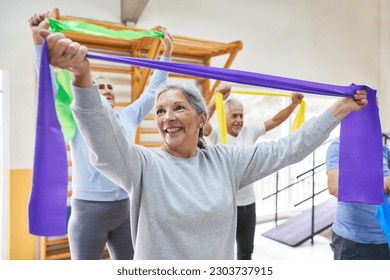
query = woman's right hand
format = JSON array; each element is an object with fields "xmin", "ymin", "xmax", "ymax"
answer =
[{"xmin": 40, "ymin": 30, "xmax": 92, "ymax": 87}]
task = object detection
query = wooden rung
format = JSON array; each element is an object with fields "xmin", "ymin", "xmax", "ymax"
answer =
[
  {"xmin": 44, "ymin": 241, "xmax": 109, "ymax": 260},
  {"xmin": 168, "ymin": 73, "xmax": 206, "ymax": 80},
  {"xmin": 116, "ymin": 101, "xmax": 131, "ymax": 107},
  {"xmin": 58, "ymin": 12, "xmax": 150, "ymax": 32},
  {"xmin": 140, "ymin": 128, "xmax": 159, "ymax": 134},
  {"xmin": 144, "ymin": 115, "xmax": 155, "ymax": 121},
  {"xmin": 46, "ymin": 250, "xmax": 71, "ymax": 260},
  {"xmin": 91, "ymin": 66, "xmax": 133, "ymax": 75},
  {"xmin": 46, "ymin": 237, "xmax": 69, "ymax": 246}
]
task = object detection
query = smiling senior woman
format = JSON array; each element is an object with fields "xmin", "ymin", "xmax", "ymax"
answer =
[{"xmin": 41, "ymin": 30, "xmax": 368, "ymax": 259}]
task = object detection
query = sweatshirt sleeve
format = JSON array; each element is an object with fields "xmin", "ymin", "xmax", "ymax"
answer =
[
  {"xmin": 230, "ymin": 110, "xmax": 340, "ymax": 189},
  {"xmin": 70, "ymin": 84, "xmax": 143, "ymax": 193},
  {"xmin": 117, "ymin": 55, "xmax": 171, "ymax": 138}
]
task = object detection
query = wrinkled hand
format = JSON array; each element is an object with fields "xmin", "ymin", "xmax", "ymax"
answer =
[
  {"xmin": 160, "ymin": 27, "xmax": 173, "ymax": 56},
  {"xmin": 40, "ymin": 30, "xmax": 91, "ymax": 87},
  {"xmin": 28, "ymin": 12, "xmax": 50, "ymax": 45},
  {"xmin": 330, "ymin": 89, "xmax": 369, "ymax": 121},
  {"xmin": 291, "ymin": 92, "xmax": 304, "ymax": 105},
  {"xmin": 216, "ymin": 84, "xmax": 231, "ymax": 100},
  {"xmin": 346, "ymin": 89, "xmax": 368, "ymax": 112}
]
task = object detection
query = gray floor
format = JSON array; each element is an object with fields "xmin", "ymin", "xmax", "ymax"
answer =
[{"xmin": 252, "ymin": 220, "xmax": 333, "ymax": 260}]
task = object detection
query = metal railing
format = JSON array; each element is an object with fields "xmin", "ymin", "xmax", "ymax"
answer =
[
  {"xmin": 260, "ymin": 138, "xmax": 334, "ymax": 244},
  {"xmin": 258, "ymin": 134, "xmax": 390, "ymax": 244},
  {"xmin": 383, "ymin": 133, "xmax": 390, "ymax": 146}
]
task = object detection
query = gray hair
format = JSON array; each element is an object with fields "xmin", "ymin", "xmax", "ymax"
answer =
[
  {"xmin": 155, "ymin": 82, "xmax": 208, "ymax": 143},
  {"xmin": 155, "ymin": 82, "xmax": 208, "ymax": 119},
  {"xmin": 224, "ymin": 98, "xmax": 243, "ymax": 113},
  {"xmin": 92, "ymin": 75, "xmax": 110, "ymax": 83}
]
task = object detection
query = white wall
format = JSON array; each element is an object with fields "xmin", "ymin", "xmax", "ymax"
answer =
[
  {"xmin": 380, "ymin": 0, "xmax": 390, "ymax": 132},
  {"xmin": 0, "ymin": 0, "xmax": 388, "ymax": 168},
  {"xmin": 138, "ymin": 0, "xmax": 379, "ymax": 83},
  {"xmin": 0, "ymin": 69, "xmax": 10, "ymax": 259},
  {"xmin": 137, "ymin": 0, "xmax": 388, "ymax": 129}
]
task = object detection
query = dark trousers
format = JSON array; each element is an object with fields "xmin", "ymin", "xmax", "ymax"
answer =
[
  {"xmin": 330, "ymin": 232, "xmax": 390, "ymax": 260},
  {"xmin": 236, "ymin": 203, "xmax": 256, "ymax": 260}
]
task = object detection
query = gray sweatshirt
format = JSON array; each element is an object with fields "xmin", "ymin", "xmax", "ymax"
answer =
[{"xmin": 71, "ymin": 85, "xmax": 339, "ymax": 259}]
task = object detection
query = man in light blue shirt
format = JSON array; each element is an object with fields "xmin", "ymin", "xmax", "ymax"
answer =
[{"xmin": 326, "ymin": 138, "xmax": 390, "ymax": 259}]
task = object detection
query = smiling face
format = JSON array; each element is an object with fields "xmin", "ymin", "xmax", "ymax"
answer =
[
  {"xmin": 96, "ymin": 77, "xmax": 115, "ymax": 108},
  {"xmin": 226, "ymin": 103, "xmax": 244, "ymax": 137},
  {"xmin": 155, "ymin": 89, "xmax": 206, "ymax": 157}
]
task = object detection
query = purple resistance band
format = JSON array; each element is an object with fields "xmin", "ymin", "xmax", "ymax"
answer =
[
  {"xmin": 339, "ymin": 88, "xmax": 383, "ymax": 204},
  {"xmin": 86, "ymin": 52, "xmax": 383, "ymax": 205},
  {"xmin": 29, "ymin": 40, "xmax": 68, "ymax": 236},
  {"xmin": 29, "ymin": 47, "xmax": 383, "ymax": 236},
  {"xmin": 87, "ymin": 52, "xmax": 357, "ymax": 97}
]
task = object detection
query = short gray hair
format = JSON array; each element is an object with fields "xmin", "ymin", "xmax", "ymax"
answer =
[
  {"xmin": 92, "ymin": 75, "xmax": 110, "ymax": 83},
  {"xmin": 224, "ymin": 98, "xmax": 243, "ymax": 113},
  {"xmin": 155, "ymin": 82, "xmax": 208, "ymax": 119}
]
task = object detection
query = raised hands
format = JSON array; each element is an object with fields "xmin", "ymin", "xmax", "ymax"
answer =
[
  {"xmin": 40, "ymin": 30, "xmax": 92, "ymax": 87},
  {"xmin": 216, "ymin": 84, "xmax": 231, "ymax": 101},
  {"xmin": 291, "ymin": 92, "xmax": 304, "ymax": 106},
  {"xmin": 348, "ymin": 89, "xmax": 369, "ymax": 111},
  {"xmin": 28, "ymin": 12, "xmax": 50, "ymax": 45},
  {"xmin": 330, "ymin": 89, "xmax": 368, "ymax": 121},
  {"xmin": 160, "ymin": 27, "xmax": 173, "ymax": 57}
]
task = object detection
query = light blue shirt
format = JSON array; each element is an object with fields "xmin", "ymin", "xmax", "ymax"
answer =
[{"xmin": 326, "ymin": 138, "xmax": 390, "ymax": 243}]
